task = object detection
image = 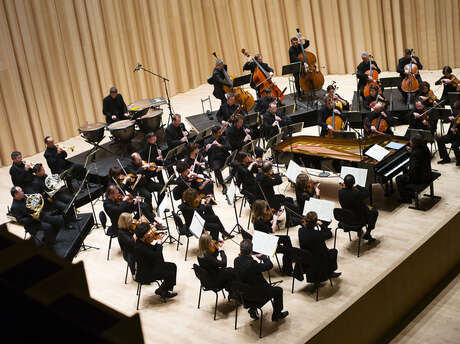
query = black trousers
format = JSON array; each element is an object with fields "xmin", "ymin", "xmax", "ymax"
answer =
[
  {"xmin": 209, "ymin": 159, "xmax": 226, "ymax": 186},
  {"xmin": 396, "ymin": 173, "xmax": 413, "ymax": 201},
  {"xmin": 327, "ymin": 248, "xmax": 338, "ymax": 274},
  {"xmin": 275, "ymin": 235, "xmax": 293, "ymax": 273},
  {"xmin": 154, "ymin": 262, "xmax": 177, "ymax": 291},
  {"xmin": 293, "ymin": 73, "xmax": 302, "ymax": 97},
  {"xmin": 215, "ymin": 267, "xmax": 236, "ymax": 293},
  {"xmin": 267, "ymin": 286, "xmax": 283, "ymax": 315},
  {"xmin": 366, "ymin": 208, "xmax": 379, "ymax": 231},
  {"xmin": 40, "ymin": 212, "xmax": 64, "ymax": 247},
  {"xmin": 437, "ymin": 132, "xmax": 460, "ymax": 161},
  {"xmin": 203, "ymin": 208, "xmax": 226, "ymax": 240}
]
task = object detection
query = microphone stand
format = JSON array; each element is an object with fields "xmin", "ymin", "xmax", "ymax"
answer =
[{"xmin": 137, "ymin": 65, "xmax": 174, "ymax": 125}]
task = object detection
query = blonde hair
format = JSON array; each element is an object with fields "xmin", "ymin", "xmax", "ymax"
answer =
[
  {"xmin": 118, "ymin": 212, "xmax": 133, "ymax": 231},
  {"xmin": 198, "ymin": 232, "xmax": 213, "ymax": 258}
]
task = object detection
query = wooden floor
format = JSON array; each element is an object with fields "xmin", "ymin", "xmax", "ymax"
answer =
[{"xmin": 1, "ymin": 69, "xmax": 459, "ymax": 343}]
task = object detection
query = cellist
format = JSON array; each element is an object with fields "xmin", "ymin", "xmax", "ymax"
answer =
[
  {"xmin": 289, "ymin": 35, "xmax": 310, "ymax": 98},
  {"xmin": 207, "ymin": 59, "xmax": 233, "ymax": 106},
  {"xmin": 364, "ymin": 102, "xmax": 393, "ymax": 137},
  {"xmin": 317, "ymin": 95, "xmax": 344, "ymax": 137},
  {"xmin": 356, "ymin": 52, "xmax": 381, "ymax": 97},
  {"xmin": 397, "ymin": 49, "xmax": 423, "ymax": 82},
  {"xmin": 435, "ymin": 66, "xmax": 459, "ymax": 106},
  {"xmin": 243, "ymin": 54, "xmax": 274, "ymax": 98}
]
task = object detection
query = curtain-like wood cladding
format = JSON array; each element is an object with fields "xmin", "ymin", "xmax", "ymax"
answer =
[{"xmin": 0, "ymin": 0, "xmax": 459, "ymax": 165}]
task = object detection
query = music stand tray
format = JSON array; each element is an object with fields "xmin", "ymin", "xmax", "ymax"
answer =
[
  {"xmin": 232, "ymin": 74, "xmax": 251, "ymax": 87},
  {"xmin": 448, "ymin": 92, "xmax": 460, "ymax": 106},
  {"xmin": 406, "ymin": 128, "xmax": 434, "ymax": 142},
  {"xmin": 164, "ymin": 143, "xmax": 186, "ymax": 161},
  {"xmin": 244, "ymin": 113, "xmax": 259, "ymax": 126},
  {"xmin": 380, "ymin": 77, "xmax": 401, "ymax": 88},
  {"xmin": 282, "ymin": 62, "xmax": 302, "ymax": 75}
]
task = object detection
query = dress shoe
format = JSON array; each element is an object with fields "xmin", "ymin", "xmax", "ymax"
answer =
[
  {"xmin": 223, "ymin": 233, "xmax": 235, "ymax": 240},
  {"xmin": 163, "ymin": 291, "xmax": 177, "ymax": 298},
  {"xmin": 248, "ymin": 308, "xmax": 259, "ymax": 320},
  {"xmin": 329, "ymin": 271, "xmax": 342, "ymax": 278},
  {"xmin": 272, "ymin": 311, "xmax": 289, "ymax": 321},
  {"xmin": 363, "ymin": 232, "xmax": 373, "ymax": 240},
  {"xmin": 437, "ymin": 159, "xmax": 451, "ymax": 164}
]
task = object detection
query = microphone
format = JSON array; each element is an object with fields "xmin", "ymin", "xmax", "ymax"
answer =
[{"xmin": 133, "ymin": 63, "xmax": 142, "ymax": 72}]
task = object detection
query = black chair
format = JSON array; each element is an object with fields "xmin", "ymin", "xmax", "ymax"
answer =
[
  {"xmin": 134, "ymin": 276, "xmax": 164, "ymax": 310},
  {"xmin": 333, "ymin": 208, "xmax": 366, "ymax": 257},
  {"xmin": 406, "ymin": 171, "xmax": 441, "ymax": 211},
  {"xmin": 172, "ymin": 211, "xmax": 194, "ymax": 260},
  {"xmin": 99, "ymin": 211, "xmax": 118, "ymax": 260},
  {"xmin": 232, "ymin": 281, "xmax": 273, "ymax": 338},
  {"xmin": 289, "ymin": 247, "xmax": 333, "ymax": 301},
  {"xmin": 117, "ymin": 235, "xmax": 136, "ymax": 284},
  {"xmin": 192, "ymin": 264, "xmax": 226, "ymax": 320}
]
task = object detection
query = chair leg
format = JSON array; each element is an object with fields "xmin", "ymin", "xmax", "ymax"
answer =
[
  {"xmin": 333, "ymin": 227, "xmax": 338, "ymax": 248},
  {"xmin": 275, "ymin": 254, "xmax": 281, "ymax": 272},
  {"xmin": 357, "ymin": 232, "xmax": 362, "ymax": 257},
  {"xmin": 348, "ymin": 232, "xmax": 352, "ymax": 241},
  {"xmin": 234, "ymin": 302, "xmax": 238, "ymax": 330},
  {"xmin": 107, "ymin": 236, "xmax": 113, "ymax": 260},
  {"xmin": 247, "ymin": 208, "xmax": 252, "ymax": 230},
  {"xmin": 214, "ymin": 292, "xmax": 218, "ymax": 320},
  {"xmin": 239, "ymin": 197, "xmax": 245, "ymax": 217},
  {"xmin": 330, "ymin": 278, "xmax": 333, "ymax": 287},
  {"xmin": 125, "ymin": 263, "xmax": 129, "ymax": 284},
  {"xmin": 197, "ymin": 286, "xmax": 202, "ymax": 309},
  {"xmin": 136, "ymin": 283, "xmax": 142, "ymax": 310},
  {"xmin": 259, "ymin": 308, "xmax": 263, "ymax": 338},
  {"xmin": 316, "ymin": 285, "xmax": 319, "ymax": 302},
  {"xmin": 176, "ymin": 234, "xmax": 181, "ymax": 251},
  {"xmin": 185, "ymin": 237, "xmax": 190, "ymax": 261},
  {"xmin": 291, "ymin": 275, "xmax": 295, "ymax": 294},
  {"xmin": 222, "ymin": 290, "xmax": 226, "ymax": 299}
]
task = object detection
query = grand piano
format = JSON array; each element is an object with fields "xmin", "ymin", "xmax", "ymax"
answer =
[{"xmin": 274, "ymin": 135, "xmax": 410, "ymax": 203}]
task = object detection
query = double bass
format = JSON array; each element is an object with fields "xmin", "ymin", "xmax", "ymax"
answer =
[
  {"xmin": 400, "ymin": 49, "xmax": 419, "ymax": 93},
  {"xmin": 241, "ymin": 48, "xmax": 286, "ymax": 102},
  {"xmin": 363, "ymin": 55, "xmax": 382, "ymax": 98},
  {"xmin": 295, "ymin": 28, "xmax": 324, "ymax": 92},
  {"xmin": 212, "ymin": 52, "xmax": 255, "ymax": 112}
]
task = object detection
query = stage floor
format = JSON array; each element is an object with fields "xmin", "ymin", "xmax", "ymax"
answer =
[{"xmin": 1, "ymin": 69, "xmax": 459, "ymax": 343}]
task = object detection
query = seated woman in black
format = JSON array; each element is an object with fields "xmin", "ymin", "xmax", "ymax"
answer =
[
  {"xmin": 297, "ymin": 211, "xmax": 341, "ymax": 284},
  {"xmin": 134, "ymin": 222, "xmax": 177, "ymax": 299},
  {"xmin": 178, "ymin": 188, "xmax": 232, "ymax": 240},
  {"xmin": 118, "ymin": 212, "xmax": 136, "ymax": 276},
  {"xmin": 197, "ymin": 232, "xmax": 236, "ymax": 297},
  {"xmin": 234, "ymin": 151, "xmax": 260, "ymax": 204},
  {"xmin": 184, "ymin": 143, "xmax": 213, "ymax": 195},
  {"xmin": 251, "ymin": 200, "xmax": 293, "ymax": 275}
]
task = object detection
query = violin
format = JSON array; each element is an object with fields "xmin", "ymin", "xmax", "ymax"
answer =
[
  {"xmin": 363, "ymin": 55, "xmax": 382, "ymax": 98},
  {"xmin": 117, "ymin": 173, "xmax": 136, "ymax": 184},
  {"xmin": 115, "ymin": 193, "xmax": 144, "ymax": 205},
  {"xmin": 142, "ymin": 160, "xmax": 165, "ymax": 172},
  {"xmin": 209, "ymin": 239, "xmax": 223, "ymax": 253},
  {"xmin": 241, "ymin": 48, "xmax": 286, "ymax": 102},
  {"xmin": 295, "ymin": 28, "xmax": 324, "ymax": 91},
  {"xmin": 212, "ymin": 52, "xmax": 255, "ymax": 112}
]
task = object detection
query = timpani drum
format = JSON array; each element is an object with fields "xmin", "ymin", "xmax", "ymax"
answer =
[
  {"xmin": 78, "ymin": 122, "xmax": 106, "ymax": 143},
  {"xmin": 107, "ymin": 120, "xmax": 136, "ymax": 141},
  {"xmin": 128, "ymin": 99, "xmax": 155, "ymax": 119},
  {"xmin": 138, "ymin": 108, "xmax": 163, "ymax": 133}
]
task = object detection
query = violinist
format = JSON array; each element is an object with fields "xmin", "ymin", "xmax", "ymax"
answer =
[
  {"xmin": 408, "ymin": 100, "xmax": 436, "ymax": 135},
  {"xmin": 297, "ymin": 211, "xmax": 341, "ymax": 285},
  {"xmin": 117, "ymin": 213, "xmax": 136, "ymax": 276},
  {"xmin": 338, "ymin": 174, "xmax": 378, "ymax": 241},
  {"xmin": 134, "ymin": 222, "xmax": 177, "ymax": 299},
  {"xmin": 317, "ymin": 95, "xmax": 344, "ymax": 137},
  {"xmin": 324, "ymin": 84, "xmax": 350, "ymax": 111},
  {"xmin": 417, "ymin": 81, "xmax": 439, "ymax": 108},
  {"xmin": 256, "ymin": 161, "xmax": 292, "ymax": 212},
  {"xmin": 165, "ymin": 114, "xmax": 190, "ymax": 149},
  {"xmin": 243, "ymin": 54, "xmax": 274, "ymax": 98},
  {"xmin": 207, "ymin": 59, "xmax": 233, "ymax": 106},
  {"xmin": 364, "ymin": 102, "xmax": 393, "ymax": 137},
  {"xmin": 396, "ymin": 133, "xmax": 432, "ymax": 202},
  {"xmin": 289, "ymin": 35, "xmax": 310, "ymax": 98},
  {"xmin": 216, "ymin": 93, "xmax": 239, "ymax": 125},
  {"xmin": 9, "ymin": 151, "xmax": 35, "ymax": 193},
  {"xmin": 235, "ymin": 152, "xmax": 260, "ymax": 205},
  {"xmin": 363, "ymin": 85, "xmax": 387, "ymax": 112},
  {"xmin": 179, "ymin": 188, "xmax": 233, "ymax": 240},
  {"xmin": 436, "ymin": 100, "xmax": 460, "ymax": 165},
  {"xmin": 204, "ymin": 126, "xmax": 230, "ymax": 194},
  {"xmin": 139, "ymin": 132, "xmax": 167, "ymax": 184},
  {"xmin": 108, "ymin": 167, "xmax": 134, "ymax": 193},
  {"xmin": 435, "ymin": 66, "xmax": 460, "ymax": 105},
  {"xmin": 233, "ymin": 239, "xmax": 289, "ymax": 321},
  {"xmin": 184, "ymin": 143, "xmax": 214, "ymax": 197},
  {"xmin": 251, "ymin": 200, "xmax": 293, "ymax": 275},
  {"xmin": 263, "ymin": 102, "xmax": 291, "ymax": 140},
  {"xmin": 173, "ymin": 161, "xmax": 214, "ymax": 202},
  {"xmin": 197, "ymin": 232, "xmax": 236, "ymax": 298},
  {"xmin": 397, "ymin": 49, "xmax": 423, "ymax": 81},
  {"xmin": 126, "ymin": 152, "xmax": 165, "ymax": 208},
  {"xmin": 356, "ymin": 52, "xmax": 381, "ymax": 97}
]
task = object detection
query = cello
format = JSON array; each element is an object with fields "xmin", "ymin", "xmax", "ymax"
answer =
[
  {"xmin": 241, "ymin": 49, "xmax": 286, "ymax": 102},
  {"xmin": 363, "ymin": 55, "xmax": 382, "ymax": 98},
  {"xmin": 325, "ymin": 95, "xmax": 344, "ymax": 137},
  {"xmin": 295, "ymin": 28, "xmax": 324, "ymax": 92},
  {"xmin": 400, "ymin": 49, "xmax": 419, "ymax": 94},
  {"xmin": 212, "ymin": 52, "xmax": 255, "ymax": 112}
]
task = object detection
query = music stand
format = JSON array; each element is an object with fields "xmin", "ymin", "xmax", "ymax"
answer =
[
  {"xmin": 282, "ymin": 62, "xmax": 303, "ymax": 106},
  {"xmin": 241, "ymin": 139, "xmax": 259, "ymax": 153},
  {"xmin": 448, "ymin": 92, "xmax": 460, "ymax": 106},
  {"xmin": 379, "ymin": 77, "xmax": 401, "ymax": 88},
  {"xmin": 164, "ymin": 143, "xmax": 186, "ymax": 162},
  {"xmin": 192, "ymin": 128, "xmax": 210, "ymax": 143},
  {"xmin": 232, "ymin": 74, "xmax": 252, "ymax": 87},
  {"xmin": 244, "ymin": 112, "xmax": 259, "ymax": 127}
]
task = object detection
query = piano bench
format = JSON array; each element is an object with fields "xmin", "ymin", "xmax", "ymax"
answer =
[{"xmin": 407, "ymin": 172, "xmax": 441, "ymax": 211}]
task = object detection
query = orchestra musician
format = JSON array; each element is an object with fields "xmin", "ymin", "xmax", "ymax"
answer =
[
  {"xmin": 254, "ymin": 88, "xmax": 277, "ymax": 114},
  {"xmin": 364, "ymin": 101, "xmax": 394, "ymax": 136},
  {"xmin": 126, "ymin": 152, "xmax": 165, "ymax": 208},
  {"xmin": 262, "ymin": 102, "xmax": 291, "ymax": 140},
  {"xmin": 10, "ymin": 186, "xmax": 63, "ymax": 248},
  {"xmin": 408, "ymin": 100, "xmax": 436, "ymax": 135},
  {"xmin": 134, "ymin": 222, "xmax": 177, "ymax": 299},
  {"xmin": 9, "ymin": 151, "xmax": 35, "ymax": 193},
  {"xmin": 396, "ymin": 133, "xmax": 432, "ymax": 202},
  {"xmin": 225, "ymin": 114, "xmax": 252, "ymax": 151},
  {"xmin": 165, "ymin": 114, "xmax": 189, "ymax": 150},
  {"xmin": 324, "ymin": 84, "xmax": 350, "ymax": 111},
  {"xmin": 297, "ymin": 211, "xmax": 341, "ymax": 284},
  {"xmin": 235, "ymin": 152, "xmax": 260, "ymax": 205},
  {"xmin": 397, "ymin": 49, "xmax": 423, "ymax": 81},
  {"xmin": 184, "ymin": 143, "xmax": 215, "ymax": 196},
  {"xmin": 139, "ymin": 132, "xmax": 167, "ymax": 183},
  {"xmin": 197, "ymin": 231, "xmax": 236, "ymax": 298},
  {"xmin": 233, "ymin": 239, "xmax": 289, "ymax": 321},
  {"xmin": 363, "ymin": 85, "xmax": 387, "ymax": 112},
  {"xmin": 338, "ymin": 174, "xmax": 378, "ymax": 241},
  {"xmin": 178, "ymin": 188, "xmax": 233, "ymax": 240},
  {"xmin": 207, "ymin": 59, "xmax": 232, "ymax": 106},
  {"xmin": 251, "ymin": 200, "xmax": 293, "ymax": 276},
  {"xmin": 204, "ymin": 126, "xmax": 230, "ymax": 194},
  {"xmin": 117, "ymin": 213, "xmax": 137, "ymax": 276},
  {"xmin": 243, "ymin": 53, "xmax": 274, "ymax": 98},
  {"xmin": 317, "ymin": 95, "xmax": 344, "ymax": 137},
  {"xmin": 356, "ymin": 52, "xmax": 381, "ymax": 97},
  {"xmin": 289, "ymin": 35, "xmax": 310, "ymax": 98},
  {"xmin": 216, "ymin": 93, "xmax": 239, "ymax": 125},
  {"xmin": 417, "ymin": 81, "xmax": 439, "ymax": 108},
  {"xmin": 102, "ymin": 87, "xmax": 128, "ymax": 124},
  {"xmin": 435, "ymin": 66, "xmax": 459, "ymax": 105},
  {"xmin": 436, "ymin": 100, "xmax": 460, "ymax": 165}
]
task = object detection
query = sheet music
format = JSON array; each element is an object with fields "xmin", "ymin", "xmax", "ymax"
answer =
[
  {"xmin": 226, "ymin": 180, "xmax": 236, "ymax": 205},
  {"xmin": 190, "ymin": 211, "xmax": 205, "ymax": 239},
  {"xmin": 157, "ymin": 192, "xmax": 169, "ymax": 217},
  {"xmin": 303, "ymin": 198, "xmax": 335, "ymax": 222},
  {"xmin": 340, "ymin": 166, "xmax": 368, "ymax": 187},
  {"xmin": 385, "ymin": 141, "xmax": 405, "ymax": 150},
  {"xmin": 285, "ymin": 160, "xmax": 302, "ymax": 183},
  {"xmin": 252, "ymin": 230, "xmax": 279, "ymax": 257},
  {"xmin": 365, "ymin": 144, "xmax": 390, "ymax": 162}
]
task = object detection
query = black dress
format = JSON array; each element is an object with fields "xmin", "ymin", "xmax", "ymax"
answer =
[{"xmin": 197, "ymin": 250, "xmax": 235, "ymax": 294}]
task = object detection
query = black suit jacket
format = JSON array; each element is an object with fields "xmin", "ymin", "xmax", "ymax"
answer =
[
  {"xmin": 10, "ymin": 198, "xmax": 37, "ymax": 227},
  {"xmin": 102, "ymin": 94, "xmax": 128, "ymax": 122},
  {"xmin": 397, "ymin": 56, "xmax": 422, "ymax": 78},
  {"xmin": 204, "ymin": 136, "xmax": 229, "ymax": 163},
  {"xmin": 255, "ymin": 172, "xmax": 282, "ymax": 201},
  {"xmin": 208, "ymin": 67, "xmax": 232, "ymax": 101},
  {"xmin": 103, "ymin": 198, "xmax": 134, "ymax": 232},
  {"xmin": 235, "ymin": 164, "xmax": 258, "ymax": 197},
  {"xmin": 234, "ymin": 254, "xmax": 272, "ymax": 288},
  {"xmin": 178, "ymin": 202, "xmax": 213, "ymax": 228},
  {"xmin": 44, "ymin": 147, "xmax": 73, "ymax": 174},
  {"xmin": 10, "ymin": 163, "xmax": 34, "ymax": 191},
  {"xmin": 356, "ymin": 60, "xmax": 381, "ymax": 90},
  {"xmin": 198, "ymin": 250, "xmax": 227, "ymax": 277},
  {"xmin": 263, "ymin": 110, "xmax": 290, "ymax": 139},
  {"xmin": 225, "ymin": 125, "xmax": 248, "ymax": 151},
  {"xmin": 165, "ymin": 123, "xmax": 187, "ymax": 149},
  {"xmin": 216, "ymin": 102, "xmax": 239, "ymax": 123},
  {"xmin": 338, "ymin": 186, "xmax": 370, "ymax": 226},
  {"xmin": 408, "ymin": 145, "xmax": 432, "ymax": 184},
  {"xmin": 289, "ymin": 40, "xmax": 310, "ymax": 64},
  {"xmin": 139, "ymin": 142, "xmax": 163, "ymax": 163},
  {"xmin": 134, "ymin": 240, "xmax": 165, "ymax": 282}
]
